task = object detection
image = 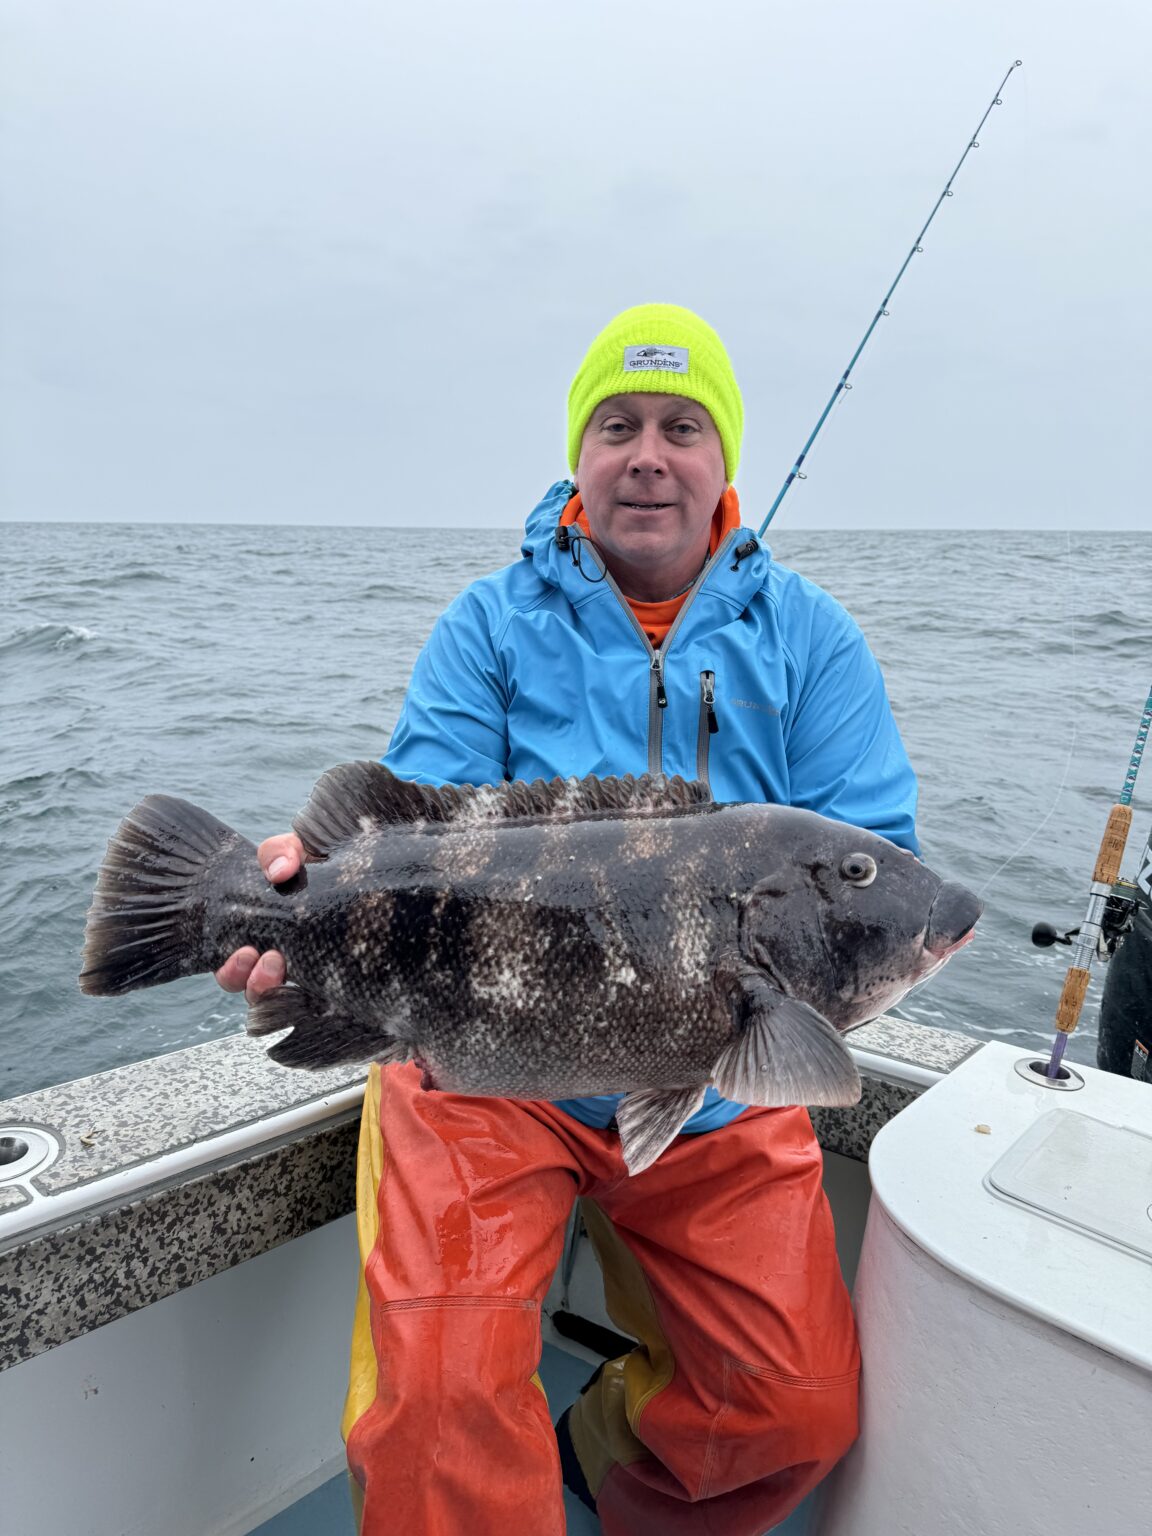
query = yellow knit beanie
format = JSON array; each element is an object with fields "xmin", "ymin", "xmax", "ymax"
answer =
[{"xmin": 567, "ymin": 303, "xmax": 744, "ymax": 482}]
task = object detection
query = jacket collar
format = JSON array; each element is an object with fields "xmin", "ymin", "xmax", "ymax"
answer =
[{"xmin": 521, "ymin": 481, "xmax": 772, "ymax": 615}]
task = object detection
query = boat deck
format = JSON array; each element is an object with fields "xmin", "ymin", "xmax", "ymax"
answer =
[{"xmin": 252, "ymin": 1341, "xmax": 811, "ymax": 1534}]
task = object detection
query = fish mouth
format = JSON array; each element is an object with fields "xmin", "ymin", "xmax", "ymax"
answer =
[
  {"xmin": 927, "ymin": 930, "xmax": 976, "ymax": 962},
  {"xmin": 923, "ymin": 881, "xmax": 983, "ymax": 961}
]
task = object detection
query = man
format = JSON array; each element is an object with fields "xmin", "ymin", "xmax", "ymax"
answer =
[{"xmin": 217, "ymin": 304, "xmax": 920, "ymax": 1535}]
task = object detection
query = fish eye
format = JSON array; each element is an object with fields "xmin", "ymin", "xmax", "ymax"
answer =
[{"xmin": 840, "ymin": 853, "xmax": 877, "ymax": 886}]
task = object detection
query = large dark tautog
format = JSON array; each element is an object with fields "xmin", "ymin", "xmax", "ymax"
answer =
[{"xmin": 81, "ymin": 763, "xmax": 981, "ymax": 1172}]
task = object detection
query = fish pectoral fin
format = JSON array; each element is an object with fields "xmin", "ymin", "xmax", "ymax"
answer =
[
  {"xmin": 246, "ymin": 984, "xmax": 411, "ymax": 1071},
  {"xmin": 615, "ymin": 1085, "xmax": 708, "ymax": 1176},
  {"xmin": 712, "ymin": 979, "xmax": 861, "ymax": 1109}
]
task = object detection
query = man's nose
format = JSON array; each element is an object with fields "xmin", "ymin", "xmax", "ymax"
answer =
[{"xmin": 628, "ymin": 423, "xmax": 668, "ymax": 475}]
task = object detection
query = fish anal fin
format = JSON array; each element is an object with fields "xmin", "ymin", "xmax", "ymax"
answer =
[
  {"xmin": 712, "ymin": 978, "xmax": 861, "ymax": 1109},
  {"xmin": 292, "ymin": 762, "xmax": 714, "ymax": 860},
  {"xmin": 246, "ymin": 984, "xmax": 412, "ymax": 1071},
  {"xmin": 616, "ymin": 1084, "xmax": 708, "ymax": 1176}
]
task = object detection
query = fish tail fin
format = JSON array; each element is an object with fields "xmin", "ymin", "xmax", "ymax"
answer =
[{"xmin": 80, "ymin": 795, "xmax": 252, "ymax": 996}]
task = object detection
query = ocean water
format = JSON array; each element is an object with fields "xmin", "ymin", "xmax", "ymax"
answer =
[{"xmin": 2, "ymin": 520, "xmax": 1149, "ymax": 1101}]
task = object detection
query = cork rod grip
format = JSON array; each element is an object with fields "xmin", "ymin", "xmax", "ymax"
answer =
[
  {"xmin": 1054, "ymin": 966, "xmax": 1092, "ymax": 1035},
  {"xmin": 1092, "ymin": 803, "xmax": 1132, "ymax": 884}
]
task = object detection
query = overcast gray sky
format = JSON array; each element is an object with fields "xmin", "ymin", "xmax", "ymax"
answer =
[{"xmin": 1, "ymin": 0, "xmax": 1148, "ymax": 529}]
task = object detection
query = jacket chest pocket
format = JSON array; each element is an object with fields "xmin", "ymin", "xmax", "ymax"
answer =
[
  {"xmin": 503, "ymin": 664, "xmax": 653, "ymax": 783},
  {"xmin": 681, "ymin": 664, "xmax": 789, "ymax": 804}
]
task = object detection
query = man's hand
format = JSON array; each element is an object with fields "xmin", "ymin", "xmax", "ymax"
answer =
[{"xmin": 213, "ymin": 833, "xmax": 306, "ymax": 1004}]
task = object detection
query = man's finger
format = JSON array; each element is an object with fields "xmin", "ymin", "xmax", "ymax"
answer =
[
  {"xmin": 257, "ymin": 833, "xmax": 305, "ymax": 885},
  {"xmin": 245, "ymin": 950, "xmax": 286, "ymax": 1006},
  {"xmin": 215, "ymin": 947, "xmax": 259, "ymax": 993}
]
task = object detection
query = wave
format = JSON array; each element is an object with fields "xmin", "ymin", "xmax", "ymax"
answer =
[
  {"xmin": 1, "ymin": 765, "xmax": 107, "ymax": 792},
  {"xmin": 71, "ymin": 567, "xmax": 174, "ymax": 589},
  {"xmin": 359, "ymin": 581, "xmax": 439, "ymax": 601},
  {"xmin": 0, "ymin": 622, "xmax": 96, "ymax": 655}
]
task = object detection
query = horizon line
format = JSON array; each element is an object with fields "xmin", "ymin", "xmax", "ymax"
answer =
[{"xmin": 2, "ymin": 519, "xmax": 1147, "ymax": 534}]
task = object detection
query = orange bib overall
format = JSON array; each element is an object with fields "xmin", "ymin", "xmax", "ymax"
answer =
[{"xmin": 343, "ymin": 1062, "xmax": 859, "ymax": 1535}]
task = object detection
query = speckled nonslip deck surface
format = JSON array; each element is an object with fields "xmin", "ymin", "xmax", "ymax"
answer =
[{"xmin": 0, "ymin": 1030, "xmax": 364, "ymax": 1196}]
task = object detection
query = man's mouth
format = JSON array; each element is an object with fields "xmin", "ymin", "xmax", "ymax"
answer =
[{"xmin": 619, "ymin": 501, "xmax": 674, "ymax": 510}]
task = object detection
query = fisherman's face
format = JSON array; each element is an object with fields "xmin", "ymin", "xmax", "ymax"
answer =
[{"xmin": 575, "ymin": 393, "xmax": 727, "ymax": 602}]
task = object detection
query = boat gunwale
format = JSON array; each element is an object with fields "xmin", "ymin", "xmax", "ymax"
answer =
[{"xmin": 0, "ymin": 1015, "xmax": 982, "ymax": 1372}]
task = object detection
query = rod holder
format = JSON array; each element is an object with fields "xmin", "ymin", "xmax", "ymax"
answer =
[{"xmin": 1013, "ymin": 1056, "xmax": 1085, "ymax": 1092}]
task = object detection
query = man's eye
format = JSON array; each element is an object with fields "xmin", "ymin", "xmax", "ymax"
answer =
[
  {"xmin": 669, "ymin": 422, "xmax": 700, "ymax": 436},
  {"xmin": 602, "ymin": 422, "xmax": 632, "ymax": 435}
]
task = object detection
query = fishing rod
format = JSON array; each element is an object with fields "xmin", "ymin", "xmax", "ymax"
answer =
[
  {"xmin": 1036, "ymin": 685, "xmax": 1152, "ymax": 1079},
  {"xmin": 757, "ymin": 59, "xmax": 1023, "ymax": 537}
]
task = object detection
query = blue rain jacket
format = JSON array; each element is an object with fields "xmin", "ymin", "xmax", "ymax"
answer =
[{"xmin": 383, "ymin": 481, "xmax": 920, "ymax": 1133}]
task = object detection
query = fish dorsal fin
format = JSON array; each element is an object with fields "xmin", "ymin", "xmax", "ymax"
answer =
[
  {"xmin": 293, "ymin": 761, "xmax": 712, "ymax": 860},
  {"xmin": 712, "ymin": 976, "xmax": 861, "ymax": 1109}
]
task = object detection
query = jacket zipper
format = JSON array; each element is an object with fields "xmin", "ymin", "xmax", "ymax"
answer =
[
  {"xmin": 580, "ymin": 530, "xmax": 740, "ymax": 775},
  {"xmin": 652, "ymin": 653, "xmax": 668, "ymax": 710},
  {"xmin": 696, "ymin": 670, "xmax": 719, "ymax": 785}
]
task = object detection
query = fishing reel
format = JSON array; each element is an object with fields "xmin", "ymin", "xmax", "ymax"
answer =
[{"xmin": 1031, "ymin": 880, "xmax": 1140, "ymax": 960}]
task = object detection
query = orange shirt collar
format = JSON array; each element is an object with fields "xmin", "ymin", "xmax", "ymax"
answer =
[{"xmin": 558, "ymin": 486, "xmax": 744, "ymax": 648}]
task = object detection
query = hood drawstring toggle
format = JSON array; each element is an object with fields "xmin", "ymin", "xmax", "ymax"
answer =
[{"xmin": 730, "ymin": 538, "xmax": 759, "ymax": 572}]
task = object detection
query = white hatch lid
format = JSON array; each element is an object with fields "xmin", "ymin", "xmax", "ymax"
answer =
[
  {"xmin": 986, "ymin": 1109, "xmax": 1152, "ymax": 1261},
  {"xmin": 866, "ymin": 1041, "xmax": 1152, "ymax": 1372}
]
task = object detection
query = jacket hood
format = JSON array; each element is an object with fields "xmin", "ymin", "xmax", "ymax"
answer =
[{"xmin": 521, "ymin": 480, "xmax": 580, "ymax": 570}]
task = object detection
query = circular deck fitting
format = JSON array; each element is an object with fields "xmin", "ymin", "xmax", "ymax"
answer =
[
  {"xmin": 1013, "ymin": 1057, "xmax": 1086, "ymax": 1092},
  {"xmin": 0, "ymin": 1126, "xmax": 62, "ymax": 1185}
]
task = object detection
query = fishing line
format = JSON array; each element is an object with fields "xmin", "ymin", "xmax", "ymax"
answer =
[
  {"xmin": 975, "ymin": 530, "xmax": 1081, "ymax": 903},
  {"xmin": 758, "ymin": 60, "xmax": 1023, "ymax": 537}
]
